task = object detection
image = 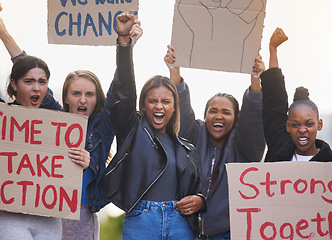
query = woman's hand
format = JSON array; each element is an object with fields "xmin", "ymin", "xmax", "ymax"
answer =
[
  {"xmin": 269, "ymin": 28, "xmax": 288, "ymax": 68},
  {"xmin": 116, "ymin": 11, "xmax": 135, "ymax": 35},
  {"xmin": 175, "ymin": 195, "xmax": 204, "ymax": 215},
  {"xmin": 116, "ymin": 11, "xmax": 135, "ymax": 45},
  {"xmin": 270, "ymin": 27, "xmax": 288, "ymax": 50},
  {"xmin": 250, "ymin": 55, "xmax": 265, "ymax": 92},
  {"xmin": 164, "ymin": 45, "xmax": 176, "ymax": 67},
  {"xmin": 68, "ymin": 147, "xmax": 90, "ymax": 169},
  {"xmin": 130, "ymin": 19, "xmax": 143, "ymax": 44},
  {"xmin": 164, "ymin": 45, "xmax": 181, "ymax": 84}
]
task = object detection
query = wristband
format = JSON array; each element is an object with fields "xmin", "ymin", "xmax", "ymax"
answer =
[
  {"xmin": 119, "ymin": 41, "xmax": 129, "ymax": 47},
  {"xmin": 118, "ymin": 32, "xmax": 129, "ymax": 37},
  {"xmin": 117, "ymin": 38, "xmax": 132, "ymax": 47}
]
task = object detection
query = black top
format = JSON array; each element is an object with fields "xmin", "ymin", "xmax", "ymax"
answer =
[{"xmin": 142, "ymin": 132, "xmax": 178, "ymax": 201}]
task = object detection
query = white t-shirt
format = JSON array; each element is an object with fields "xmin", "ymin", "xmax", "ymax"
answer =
[{"xmin": 291, "ymin": 153, "xmax": 313, "ymax": 162}]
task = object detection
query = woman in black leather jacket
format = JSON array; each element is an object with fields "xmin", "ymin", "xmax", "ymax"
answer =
[{"xmin": 99, "ymin": 12, "xmax": 204, "ymax": 239}]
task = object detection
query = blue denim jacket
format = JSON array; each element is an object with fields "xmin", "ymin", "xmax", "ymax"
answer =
[
  {"xmin": 42, "ymin": 85, "xmax": 115, "ymax": 213},
  {"xmin": 84, "ymin": 84, "xmax": 115, "ymax": 212}
]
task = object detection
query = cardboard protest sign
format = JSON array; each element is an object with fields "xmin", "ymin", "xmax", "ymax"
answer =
[
  {"xmin": 0, "ymin": 103, "xmax": 88, "ymax": 220},
  {"xmin": 226, "ymin": 162, "xmax": 332, "ymax": 240},
  {"xmin": 48, "ymin": 0, "xmax": 139, "ymax": 46},
  {"xmin": 171, "ymin": 0, "xmax": 266, "ymax": 74}
]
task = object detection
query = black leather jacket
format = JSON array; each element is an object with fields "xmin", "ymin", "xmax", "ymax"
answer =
[{"xmin": 98, "ymin": 41, "xmax": 201, "ymax": 233}]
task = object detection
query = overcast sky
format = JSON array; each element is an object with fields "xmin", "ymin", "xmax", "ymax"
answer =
[{"xmin": 1, "ymin": 0, "xmax": 332, "ymax": 119}]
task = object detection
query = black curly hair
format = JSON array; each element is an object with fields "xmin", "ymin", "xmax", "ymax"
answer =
[{"xmin": 289, "ymin": 86, "xmax": 319, "ymax": 118}]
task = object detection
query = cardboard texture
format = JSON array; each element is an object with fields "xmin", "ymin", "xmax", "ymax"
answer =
[
  {"xmin": 0, "ymin": 103, "xmax": 88, "ymax": 220},
  {"xmin": 171, "ymin": 0, "xmax": 266, "ymax": 74},
  {"xmin": 226, "ymin": 162, "xmax": 332, "ymax": 240},
  {"xmin": 48, "ymin": 0, "xmax": 139, "ymax": 46}
]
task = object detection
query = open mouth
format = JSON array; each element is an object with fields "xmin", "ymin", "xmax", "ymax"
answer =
[
  {"xmin": 298, "ymin": 137, "xmax": 309, "ymax": 146},
  {"xmin": 213, "ymin": 122, "xmax": 224, "ymax": 130},
  {"xmin": 153, "ymin": 112, "xmax": 165, "ymax": 124},
  {"xmin": 77, "ymin": 106, "xmax": 87, "ymax": 114},
  {"xmin": 30, "ymin": 95, "xmax": 40, "ymax": 105}
]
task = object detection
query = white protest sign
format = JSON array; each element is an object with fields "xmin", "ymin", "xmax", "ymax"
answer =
[
  {"xmin": 0, "ymin": 103, "xmax": 88, "ymax": 220},
  {"xmin": 48, "ymin": 0, "xmax": 139, "ymax": 46},
  {"xmin": 227, "ymin": 162, "xmax": 332, "ymax": 239},
  {"xmin": 171, "ymin": 0, "xmax": 266, "ymax": 74}
]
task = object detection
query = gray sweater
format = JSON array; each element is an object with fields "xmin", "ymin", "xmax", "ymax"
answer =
[{"xmin": 176, "ymin": 79, "xmax": 265, "ymax": 237}]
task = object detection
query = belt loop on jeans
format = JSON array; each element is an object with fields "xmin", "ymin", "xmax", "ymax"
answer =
[
  {"xmin": 174, "ymin": 201, "xmax": 178, "ymax": 213},
  {"xmin": 172, "ymin": 201, "xmax": 177, "ymax": 212},
  {"xmin": 144, "ymin": 201, "xmax": 151, "ymax": 210}
]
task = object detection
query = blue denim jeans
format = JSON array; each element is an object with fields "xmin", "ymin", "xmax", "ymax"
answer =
[{"xmin": 122, "ymin": 200, "xmax": 195, "ymax": 240}]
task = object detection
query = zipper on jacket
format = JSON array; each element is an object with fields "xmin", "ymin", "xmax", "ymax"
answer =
[
  {"xmin": 198, "ymin": 213, "xmax": 204, "ymax": 237},
  {"xmin": 105, "ymin": 152, "xmax": 128, "ymax": 176},
  {"xmin": 177, "ymin": 137, "xmax": 199, "ymax": 192},
  {"xmin": 106, "ymin": 127, "xmax": 156, "ymax": 178},
  {"xmin": 205, "ymin": 147, "xmax": 218, "ymax": 199},
  {"xmin": 200, "ymin": 147, "xmax": 217, "ymax": 235},
  {"xmin": 180, "ymin": 139, "xmax": 205, "ymax": 237},
  {"xmin": 127, "ymin": 132, "xmax": 167, "ymax": 212},
  {"xmin": 144, "ymin": 128, "xmax": 158, "ymax": 150},
  {"xmin": 187, "ymin": 153, "xmax": 199, "ymax": 192}
]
